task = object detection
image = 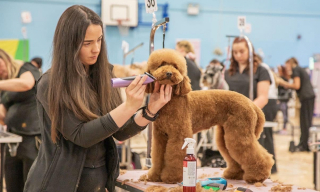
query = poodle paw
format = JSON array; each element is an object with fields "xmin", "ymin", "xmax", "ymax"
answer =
[
  {"xmin": 243, "ymin": 172, "xmax": 268, "ymax": 184},
  {"xmin": 222, "ymin": 168, "xmax": 244, "ymax": 180},
  {"xmin": 147, "ymin": 172, "xmax": 162, "ymax": 182}
]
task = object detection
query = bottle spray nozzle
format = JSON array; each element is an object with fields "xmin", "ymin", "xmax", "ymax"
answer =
[{"xmin": 181, "ymin": 138, "xmax": 196, "ymax": 155}]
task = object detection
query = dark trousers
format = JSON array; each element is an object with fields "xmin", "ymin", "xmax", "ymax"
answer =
[
  {"xmin": 77, "ymin": 165, "xmax": 108, "ymax": 192},
  {"xmin": 279, "ymin": 101, "xmax": 288, "ymax": 129},
  {"xmin": 299, "ymin": 97, "xmax": 315, "ymax": 150},
  {"xmin": 5, "ymin": 135, "xmax": 40, "ymax": 192},
  {"xmin": 259, "ymin": 99, "xmax": 278, "ymax": 174}
]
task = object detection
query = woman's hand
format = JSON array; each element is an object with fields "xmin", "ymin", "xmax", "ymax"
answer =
[
  {"xmin": 278, "ymin": 78, "xmax": 289, "ymax": 89},
  {"xmin": 124, "ymin": 75, "xmax": 148, "ymax": 112},
  {"xmin": 147, "ymin": 81, "xmax": 172, "ymax": 114}
]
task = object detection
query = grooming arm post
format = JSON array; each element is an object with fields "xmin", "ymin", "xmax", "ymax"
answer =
[
  {"xmin": 149, "ymin": 17, "xmax": 169, "ymax": 54},
  {"xmin": 146, "ymin": 17, "xmax": 169, "ymax": 166},
  {"xmin": 123, "ymin": 43, "xmax": 144, "ymax": 65}
]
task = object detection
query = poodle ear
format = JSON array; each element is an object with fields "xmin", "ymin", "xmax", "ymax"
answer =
[
  {"xmin": 145, "ymin": 82, "xmax": 154, "ymax": 93},
  {"xmin": 174, "ymin": 75, "xmax": 192, "ymax": 96}
]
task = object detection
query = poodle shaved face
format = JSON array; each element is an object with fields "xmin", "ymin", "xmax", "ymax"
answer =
[
  {"xmin": 151, "ymin": 63, "xmax": 184, "ymax": 85},
  {"xmin": 146, "ymin": 49, "xmax": 192, "ymax": 95},
  {"xmin": 147, "ymin": 49, "xmax": 187, "ymax": 85}
]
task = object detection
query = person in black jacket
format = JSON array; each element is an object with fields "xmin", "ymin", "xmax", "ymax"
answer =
[
  {"xmin": 24, "ymin": 5, "xmax": 172, "ymax": 192},
  {"xmin": 176, "ymin": 40, "xmax": 201, "ymax": 90},
  {"xmin": 279, "ymin": 57, "xmax": 315, "ymax": 152},
  {"xmin": 30, "ymin": 57, "xmax": 43, "ymax": 74},
  {"xmin": 0, "ymin": 48, "xmax": 41, "ymax": 192}
]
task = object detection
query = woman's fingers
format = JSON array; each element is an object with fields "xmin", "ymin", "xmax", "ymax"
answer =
[
  {"xmin": 164, "ymin": 85, "xmax": 172, "ymax": 101},
  {"xmin": 129, "ymin": 75, "xmax": 148, "ymax": 94},
  {"xmin": 160, "ymin": 84, "xmax": 165, "ymax": 100},
  {"xmin": 137, "ymin": 85, "xmax": 147, "ymax": 97},
  {"xmin": 126, "ymin": 75, "xmax": 141, "ymax": 92},
  {"xmin": 168, "ymin": 86, "xmax": 172, "ymax": 100}
]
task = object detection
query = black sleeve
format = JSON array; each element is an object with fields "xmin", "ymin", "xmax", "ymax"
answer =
[
  {"xmin": 0, "ymin": 63, "xmax": 40, "ymax": 105},
  {"xmin": 20, "ymin": 63, "xmax": 41, "ymax": 81},
  {"xmin": 0, "ymin": 92, "xmax": 13, "ymax": 110},
  {"xmin": 257, "ymin": 66, "xmax": 271, "ymax": 83},
  {"xmin": 291, "ymin": 67, "xmax": 300, "ymax": 78},
  {"xmin": 37, "ymin": 73, "xmax": 146, "ymax": 148}
]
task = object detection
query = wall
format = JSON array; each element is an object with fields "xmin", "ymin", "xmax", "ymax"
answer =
[{"xmin": 1, "ymin": 0, "xmax": 320, "ymax": 71}]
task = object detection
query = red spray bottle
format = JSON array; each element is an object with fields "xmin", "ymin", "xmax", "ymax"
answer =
[{"xmin": 181, "ymin": 138, "xmax": 197, "ymax": 192}]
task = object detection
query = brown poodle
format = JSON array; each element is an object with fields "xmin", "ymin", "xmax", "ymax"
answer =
[{"xmin": 145, "ymin": 49, "xmax": 274, "ymax": 184}]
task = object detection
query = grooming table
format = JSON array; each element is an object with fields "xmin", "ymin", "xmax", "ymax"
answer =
[
  {"xmin": 116, "ymin": 167, "xmax": 317, "ymax": 192},
  {"xmin": 310, "ymin": 126, "xmax": 320, "ymax": 191}
]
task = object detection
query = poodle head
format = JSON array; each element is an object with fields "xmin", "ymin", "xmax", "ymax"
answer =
[{"xmin": 146, "ymin": 49, "xmax": 192, "ymax": 96}]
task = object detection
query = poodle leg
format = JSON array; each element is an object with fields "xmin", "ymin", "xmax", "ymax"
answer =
[
  {"xmin": 160, "ymin": 132, "xmax": 192, "ymax": 184},
  {"xmin": 147, "ymin": 128, "xmax": 168, "ymax": 182},
  {"xmin": 215, "ymin": 126, "xmax": 244, "ymax": 180},
  {"xmin": 223, "ymin": 119, "xmax": 274, "ymax": 184}
]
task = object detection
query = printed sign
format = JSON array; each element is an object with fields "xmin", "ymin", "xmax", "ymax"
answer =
[
  {"xmin": 238, "ymin": 16, "xmax": 246, "ymax": 30},
  {"xmin": 145, "ymin": 0, "xmax": 158, "ymax": 13}
]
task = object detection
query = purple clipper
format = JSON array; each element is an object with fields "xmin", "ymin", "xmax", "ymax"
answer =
[{"xmin": 111, "ymin": 72, "xmax": 156, "ymax": 88}]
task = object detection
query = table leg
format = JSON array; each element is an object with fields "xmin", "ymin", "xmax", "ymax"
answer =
[{"xmin": 0, "ymin": 143, "xmax": 4, "ymax": 192}]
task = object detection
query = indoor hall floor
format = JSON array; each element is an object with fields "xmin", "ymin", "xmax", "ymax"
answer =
[
  {"xmin": 269, "ymin": 117, "xmax": 320, "ymax": 190},
  {"xmin": 2, "ymin": 117, "xmax": 319, "ymax": 192}
]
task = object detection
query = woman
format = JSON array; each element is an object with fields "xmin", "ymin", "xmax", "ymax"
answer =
[
  {"xmin": 24, "ymin": 5, "xmax": 172, "ymax": 192},
  {"xmin": 30, "ymin": 57, "xmax": 43, "ymax": 74},
  {"xmin": 224, "ymin": 38, "xmax": 270, "ymax": 108},
  {"xmin": 0, "ymin": 48, "xmax": 41, "ymax": 192},
  {"xmin": 224, "ymin": 37, "xmax": 277, "ymax": 173},
  {"xmin": 175, "ymin": 40, "xmax": 201, "ymax": 91},
  {"xmin": 279, "ymin": 57, "xmax": 315, "ymax": 152},
  {"xmin": 277, "ymin": 65, "xmax": 292, "ymax": 134}
]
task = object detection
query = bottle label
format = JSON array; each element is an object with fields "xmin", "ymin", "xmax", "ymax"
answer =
[{"xmin": 183, "ymin": 161, "xmax": 196, "ymax": 187}]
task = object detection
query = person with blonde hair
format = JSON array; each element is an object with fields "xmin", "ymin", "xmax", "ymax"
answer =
[
  {"xmin": 176, "ymin": 40, "xmax": 196, "ymax": 61},
  {"xmin": 0, "ymin": 49, "xmax": 21, "ymax": 80},
  {"xmin": 279, "ymin": 57, "xmax": 315, "ymax": 152},
  {"xmin": 176, "ymin": 40, "xmax": 201, "ymax": 90},
  {"xmin": 0, "ymin": 48, "xmax": 41, "ymax": 192}
]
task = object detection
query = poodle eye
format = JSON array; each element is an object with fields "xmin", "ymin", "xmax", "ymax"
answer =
[{"xmin": 209, "ymin": 74, "xmax": 214, "ymax": 77}]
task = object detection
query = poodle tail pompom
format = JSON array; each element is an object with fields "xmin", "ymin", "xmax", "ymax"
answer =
[{"xmin": 253, "ymin": 104, "xmax": 265, "ymax": 139}]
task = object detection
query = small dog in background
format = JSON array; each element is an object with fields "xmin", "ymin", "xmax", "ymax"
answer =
[{"xmin": 201, "ymin": 62, "xmax": 229, "ymax": 90}]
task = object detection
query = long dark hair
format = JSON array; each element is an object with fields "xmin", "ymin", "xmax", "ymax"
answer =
[
  {"xmin": 228, "ymin": 37, "xmax": 260, "ymax": 76},
  {"xmin": 286, "ymin": 57, "xmax": 299, "ymax": 66},
  {"xmin": 48, "ymin": 5, "xmax": 122, "ymax": 142}
]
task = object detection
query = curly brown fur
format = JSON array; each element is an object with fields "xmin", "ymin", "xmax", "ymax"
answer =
[{"xmin": 146, "ymin": 49, "xmax": 274, "ymax": 184}]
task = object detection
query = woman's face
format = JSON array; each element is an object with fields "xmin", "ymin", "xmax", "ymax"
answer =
[
  {"xmin": 79, "ymin": 24, "xmax": 103, "ymax": 67},
  {"xmin": 175, "ymin": 45, "xmax": 187, "ymax": 57},
  {"xmin": 232, "ymin": 42, "xmax": 249, "ymax": 65},
  {"xmin": 285, "ymin": 62, "xmax": 292, "ymax": 74},
  {"xmin": 0, "ymin": 58, "xmax": 8, "ymax": 79}
]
